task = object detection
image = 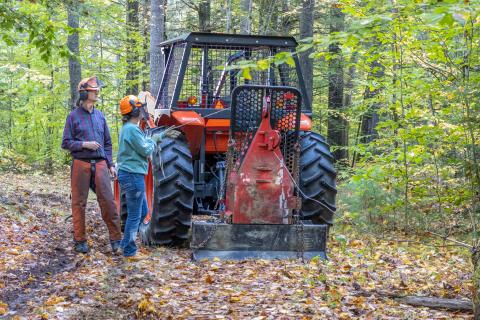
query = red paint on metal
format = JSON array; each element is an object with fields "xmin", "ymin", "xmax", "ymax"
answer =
[
  {"xmin": 299, "ymin": 113, "xmax": 312, "ymax": 131},
  {"xmin": 228, "ymin": 99, "xmax": 295, "ymax": 225},
  {"xmin": 171, "ymin": 111, "xmax": 205, "ymax": 155}
]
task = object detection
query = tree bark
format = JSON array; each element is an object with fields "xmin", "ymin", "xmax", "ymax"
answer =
[
  {"xmin": 327, "ymin": 2, "xmax": 348, "ymax": 162},
  {"xmin": 150, "ymin": 0, "xmax": 165, "ymax": 96},
  {"xmin": 299, "ymin": 0, "xmax": 314, "ymax": 109},
  {"xmin": 360, "ymin": 60, "xmax": 384, "ymax": 144},
  {"xmin": 278, "ymin": 0, "xmax": 292, "ymax": 35},
  {"xmin": 198, "ymin": 0, "xmax": 211, "ymax": 32},
  {"xmin": 397, "ymin": 296, "xmax": 472, "ymax": 311},
  {"xmin": 240, "ymin": 0, "xmax": 252, "ymax": 34},
  {"xmin": 473, "ymin": 249, "xmax": 480, "ymax": 318},
  {"xmin": 67, "ymin": 1, "xmax": 81, "ymax": 110},
  {"xmin": 258, "ymin": 0, "xmax": 277, "ymax": 35},
  {"xmin": 141, "ymin": 0, "xmax": 150, "ymax": 91},
  {"xmin": 226, "ymin": 0, "xmax": 232, "ymax": 33},
  {"xmin": 126, "ymin": 0, "xmax": 140, "ymax": 95}
]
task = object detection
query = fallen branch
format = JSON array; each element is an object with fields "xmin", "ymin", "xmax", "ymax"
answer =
[
  {"xmin": 427, "ymin": 231, "xmax": 473, "ymax": 249},
  {"xmin": 396, "ymin": 296, "xmax": 472, "ymax": 311},
  {"xmin": 354, "ymin": 289, "xmax": 472, "ymax": 311}
]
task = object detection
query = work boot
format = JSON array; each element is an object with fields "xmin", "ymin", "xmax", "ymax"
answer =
[
  {"xmin": 111, "ymin": 240, "xmax": 121, "ymax": 254},
  {"xmin": 74, "ymin": 241, "xmax": 90, "ymax": 254}
]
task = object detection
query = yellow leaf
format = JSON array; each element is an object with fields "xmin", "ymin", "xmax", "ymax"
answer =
[
  {"xmin": 0, "ymin": 301, "xmax": 7, "ymax": 316},
  {"xmin": 45, "ymin": 296, "xmax": 65, "ymax": 306},
  {"xmin": 205, "ymin": 274, "xmax": 214, "ymax": 284},
  {"xmin": 229, "ymin": 296, "xmax": 241, "ymax": 303},
  {"xmin": 40, "ymin": 313, "xmax": 49, "ymax": 320},
  {"xmin": 138, "ymin": 298, "xmax": 156, "ymax": 314},
  {"xmin": 242, "ymin": 68, "xmax": 253, "ymax": 80},
  {"xmin": 7, "ymin": 249, "xmax": 20, "ymax": 255}
]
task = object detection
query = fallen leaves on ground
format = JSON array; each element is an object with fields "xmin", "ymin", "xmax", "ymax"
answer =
[{"xmin": 0, "ymin": 171, "xmax": 473, "ymax": 319}]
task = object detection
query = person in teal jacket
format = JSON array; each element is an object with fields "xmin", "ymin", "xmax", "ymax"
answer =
[{"xmin": 117, "ymin": 95, "xmax": 157, "ymax": 257}]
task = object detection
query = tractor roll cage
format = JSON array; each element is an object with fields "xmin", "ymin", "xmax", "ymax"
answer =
[{"xmin": 155, "ymin": 32, "xmax": 311, "ymax": 115}]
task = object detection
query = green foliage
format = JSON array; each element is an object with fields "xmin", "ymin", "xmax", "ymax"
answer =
[{"xmin": 316, "ymin": 0, "xmax": 480, "ymax": 235}]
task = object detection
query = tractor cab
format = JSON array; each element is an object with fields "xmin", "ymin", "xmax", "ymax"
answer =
[{"xmin": 153, "ymin": 32, "xmax": 311, "ymax": 115}]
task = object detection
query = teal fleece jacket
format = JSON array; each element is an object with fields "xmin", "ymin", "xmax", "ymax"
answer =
[{"xmin": 117, "ymin": 122, "xmax": 155, "ymax": 175}]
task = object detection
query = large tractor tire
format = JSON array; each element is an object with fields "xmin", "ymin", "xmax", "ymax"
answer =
[
  {"xmin": 299, "ymin": 131, "xmax": 337, "ymax": 224},
  {"xmin": 140, "ymin": 129, "xmax": 194, "ymax": 246}
]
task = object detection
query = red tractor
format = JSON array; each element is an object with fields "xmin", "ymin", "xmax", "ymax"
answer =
[{"xmin": 114, "ymin": 32, "xmax": 337, "ymax": 259}]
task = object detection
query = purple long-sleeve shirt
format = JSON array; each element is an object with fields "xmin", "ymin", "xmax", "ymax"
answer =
[{"xmin": 61, "ymin": 106, "xmax": 113, "ymax": 168}]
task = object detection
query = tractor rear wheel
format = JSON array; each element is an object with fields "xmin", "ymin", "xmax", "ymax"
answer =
[
  {"xmin": 299, "ymin": 131, "xmax": 337, "ymax": 224},
  {"xmin": 140, "ymin": 130, "xmax": 194, "ymax": 246}
]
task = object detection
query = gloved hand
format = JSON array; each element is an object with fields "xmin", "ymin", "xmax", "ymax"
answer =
[
  {"xmin": 164, "ymin": 130, "xmax": 181, "ymax": 139},
  {"xmin": 151, "ymin": 134, "xmax": 163, "ymax": 143},
  {"xmin": 151, "ymin": 130, "xmax": 181, "ymax": 143}
]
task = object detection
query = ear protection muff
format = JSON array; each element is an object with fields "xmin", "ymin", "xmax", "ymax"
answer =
[
  {"xmin": 129, "ymin": 98, "xmax": 142, "ymax": 117},
  {"xmin": 79, "ymin": 90, "xmax": 89, "ymax": 101},
  {"xmin": 78, "ymin": 82, "xmax": 89, "ymax": 101}
]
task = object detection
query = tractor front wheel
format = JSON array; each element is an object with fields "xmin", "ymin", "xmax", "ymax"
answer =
[
  {"xmin": 299, "ymin": 131, "xmax": 337, "ymax": 224},
  {"xmin": 140, "ymin": 129, "xmax": 194, "ymax": 246}
]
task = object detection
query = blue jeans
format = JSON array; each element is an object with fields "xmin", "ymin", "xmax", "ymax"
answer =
[{"xmin": 117, "ymin": 170, "xmax": 148, "ymax": 257}]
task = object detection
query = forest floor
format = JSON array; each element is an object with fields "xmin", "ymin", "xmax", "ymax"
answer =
[{"xmin": 0, "ymin": 171, "xmax": 474, "ymax": 319}]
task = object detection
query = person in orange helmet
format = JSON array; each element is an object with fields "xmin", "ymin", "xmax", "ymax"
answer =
[
  {"xmin": 116, "ymin": 95, "xmax": 181, "ymax": 257},
  {"xmin": 61, "ymin": 76, "xmax": 122, "ymax": 254},
  {"xmin": 116, "ymin": 95, "xmax": 158, "ymax": 258}
]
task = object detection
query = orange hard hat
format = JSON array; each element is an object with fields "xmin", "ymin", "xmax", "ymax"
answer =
[
  {"xmin": 78, "ymin": 76, "xmax": 103, "ymax": 92},
  {"xmin": 120, "ymin": 95, "xmax": 143, "ymax": 115}
]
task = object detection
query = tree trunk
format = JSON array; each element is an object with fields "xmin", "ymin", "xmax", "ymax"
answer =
[
  {"xmin": 279, "ymin": 0, "xmax": 292, "ymax": 35},
  {"xmin": 226, "ymin": 0, "xmax": 232, "ymax": 33},
  {"xmin": 327, "ymin": 2, "xmax": 348, "ymax": 162},
  {"xmin": 126, "ymin": 0, "xmax": 140, "ymax": 95},
  {"xmin": 150, "ymin": 0, "xmax": 165, "ymax": 96},
  {"xmin": 198, "ymin": 0, "xmax": 211, "ymax": 32},
  {"xmin": 67, "ymin": 1, "xmax": 81, "ymax": 110},
  {"xmin": 141, "ymin": 0, "xmax": 151, "ymax": 91},
  {"xmin": 258, "ymin": 0, "xmax": 277, "ymax": 35},
  {"xmin": 360, "ymin": 60, "xmax": 384, "ymax": 144},
  {"xmin": 473, "ymin": 248, "xmax": 480, "ymax": 319},
  {"xmin": 45, "ymin": 69, "xmax": 54, "ymax": 174},
  {"xmin": 240, "ymin": 0, "xmax": 252, "ymax": 34},
  {"xmin": 299, "ymin": 0, "xmax": 314, "ymax": 110}
]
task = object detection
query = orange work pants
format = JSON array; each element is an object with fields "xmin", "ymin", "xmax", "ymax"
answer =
[{"xmin": 71, "ymin": 159, "xmax": 121, "ymax": 242}]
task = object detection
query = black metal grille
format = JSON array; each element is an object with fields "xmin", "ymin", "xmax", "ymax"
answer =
[
  {"xmin": 157, "ymin": 42, "xmax": 299, "ymax": 110},
  {"xmin": 270, "ymin": 87, "xmax": 301, "ymax": 177},
  {"xmin": 156, "ymin": 43, "xmax": 186, "ymax": 109},
  {"xmin": 227, "ymin": 85, "xmax": 301, "ymax": 183}
]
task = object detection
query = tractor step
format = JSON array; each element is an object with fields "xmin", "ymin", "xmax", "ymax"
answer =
[{"xmin": 191, "ymin": 221, "xmax": 328, "ymax": 260}]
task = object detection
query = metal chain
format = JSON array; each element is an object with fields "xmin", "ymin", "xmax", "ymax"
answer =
[{"xmin": 190, "ymin": 218, "xmax": 221, "ymax": 250}]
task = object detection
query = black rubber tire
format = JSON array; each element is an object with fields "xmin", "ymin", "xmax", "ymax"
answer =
[
  {"xmin": 299, "ymin": 131, "xmax": 337, "ymax": 224},
  {"xmin": 140, "ymin": 130, "xmax": 194, "ymax": 246},
  {"xmin": 120, "ymin": 191, "xmax": 127, "ymax": 232}
]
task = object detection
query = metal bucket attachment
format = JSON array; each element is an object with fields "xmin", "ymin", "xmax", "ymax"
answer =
[{"xmin": 191, "ymin": 221, "xmax": 328, "ymax": 260}]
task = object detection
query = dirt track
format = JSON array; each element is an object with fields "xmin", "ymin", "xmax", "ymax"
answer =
[{"xmin": 0, "ymin": 172, "xmax": 473, "ymax": 319}]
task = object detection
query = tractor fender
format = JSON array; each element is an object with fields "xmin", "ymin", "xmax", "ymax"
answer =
[
  {"xmin": 300, "ymin": 113, "xmax": 312, "ymax": 131},
  {"xmin": 171, "ymin": 111, "xmax": 205, "ymax": 156},
  {"xmin": 275, "ymin": 112, "xmax": 312, "ymax": 131}
]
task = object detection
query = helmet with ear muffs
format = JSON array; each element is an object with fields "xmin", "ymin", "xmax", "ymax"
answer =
[
  {"xmin": 119, "ymin": 95, "xmax": 143, "ymax": 116},
  {"xmin": 77, "ymin": 76, "xmax": 104, "ymax": 102}
]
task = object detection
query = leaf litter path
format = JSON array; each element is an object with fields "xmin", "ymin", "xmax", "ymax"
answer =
[{"xmin": 0, "ymin": 172, "xmax": 473, "ymax": 319}]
